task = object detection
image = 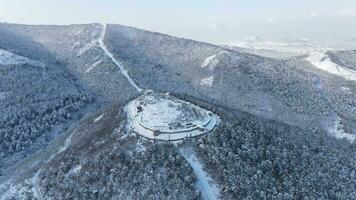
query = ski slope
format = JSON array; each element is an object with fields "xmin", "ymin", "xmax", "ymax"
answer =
[
  {"xmin": 98, "ymin": 24, "xmax": 143, "ymax": 92},
  {"xmin": 305, "ymin": 52, "xmax": 356, "ymax": 81}
]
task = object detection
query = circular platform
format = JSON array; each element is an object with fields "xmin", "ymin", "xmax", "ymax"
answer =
[{"xmin": 125, "ymin": 91, "xmax": 220, "ymax": 142}]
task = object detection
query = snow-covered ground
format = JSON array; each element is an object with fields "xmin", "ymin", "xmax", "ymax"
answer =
[
  {"xmin": 98, "ymin": 24, "xmax": 143, "ymax": 92},
  {"xmin": 77, "ymin": 42, "xmax": 96, "ymax": 57},
  {"xmin": 305, "ymin": 52, "xmax": 356, "ymax": 81},
  {"xmin": 94, "ymin": 113, "xmax": 104, "ymax": 123},
  {"xmin": 200, "ymin": 76, "xmax": 214, "ymax": 87},
  {"xmin": 223, "ymin": 38, "xmax": 334, "ymax": 55},
  {"xmin": 0, "ymin": 182, "xmax": 30, "ymax": 200},
  {"xmin": 329, "ymin": 116, "xmax": 355, "ymax": 142},
  {"xmin": 47, "ymin": 130, "xmax": 75, "ymax": 162},
  {"xmin": 31, "ymin": 170, "xmax": 44, "ymax": 200},
  {"xmin": 202, "ymin": 54, "xmax": 218, "ymax": 68},
  {"xmin": 67, "ymin": 165, "xmax": 82, "ymax": 175},
  {"xmin": 125, "ymin": 92, "xmax": 220, "ymax": 141},
  {"xmin": 180, "ymin": 147, "xmax": 220, "ymax": 200},
  {"xmin": 0, "ymin": 48, "xmax": 42, "ymax": 66},
  {"xmin": 201, "ymin": 51, "xmax": 228, "ymax": 70},
  {"xmin": 85, "ymin": 59, "xmax": 102, "ymax": 73}
]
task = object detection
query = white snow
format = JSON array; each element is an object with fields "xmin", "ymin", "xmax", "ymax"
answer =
[
  {"xmin": 94, "ymin": 113, "xmax": 104, "ymax": 123},
  {"xmin": 98, "ymin": 24, "xmax": 143, "ymax": 92},
  {"xmin": 85, "ymin": 59, "xmax": 102, "ymax": 73},
  {"xmin": 68, "ymin": 165, "xmax": 82, "ymax": 175},
  {"xmin": 201, "ymin": 51, "xmax": 228, "ymax": 70},
  {"xmin": 77, "ymin": 42, "xmax": 96, "ymax": 57},
  {"xmin": 71, "ymin": 42, "xmax": 80, "ymax": 50},
  {"xmin": 180, "ymin": 147, "xmax": 220, "ymax": 200},
  {"xmin": 0, "ymin": 48, "xmax": 41, "ymax": 66},
  {"xmin": 32, "ymin": 170, "xmax": 44, "ymax": 200},
  {"xmin": 305, "ymin": 52, "xmax": 356, "ymax": 81},
  {"xmin": 57, "ymin": 132, "xmax": 73, "ymax": 155},
  {"xmin": 202, "ymin": 54, "xmax": 217, "ymax": 68},
  {"xmin": 0, "ymin": 179, "xmax": 13, "ymax": 198},
  {"xmin": 329, "ymin": 116, "xmax": 355, "ymax": 142},
  {"xmin": 0, "ymin": 183, "xmax": 30, "ymax": 200},
  {"xmin": 47, "ymin": 131, "xmax": 74, "ymax": 162},
  {"xmin": 135, "ymin": 140, "xmax": 146, "ymax": 152},
  {"xmin": 200, "ymin": 76, "xmax": 214, "ymax": 87}
]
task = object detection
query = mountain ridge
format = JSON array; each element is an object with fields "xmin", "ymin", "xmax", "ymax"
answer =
[{"xmin": 0, "ymin": 22, "xmax": 355, "ymax": 200}]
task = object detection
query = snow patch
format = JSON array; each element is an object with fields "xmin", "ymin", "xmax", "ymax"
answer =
[
  {"xmin": 98, "ymin": 24, "xmax": 143, "ymax": 92},
  {"xmin": 201, "ymin": 51, "xmax": 228, "ymax": 70},
  {"xmin": 180, "ymin": 147, "xmax": 220, "ymax": 200},
  {"xmin": 77, "ymin": 42, "xmax": 96, "ymax": 57},
  {"xmin": 47, "ymin": 131, "xmax": 75, "ymax": 162},
  {"xmin": 135, "ymin": 140, "xmax": 146, "ymax": 153},
  {"xmin": 71, "ymin": 42, "xmax": 80, "ymax": 50},
  {"xmin": 68, "ymin": 165, "xmax": 82, "ymax": 175},
  {"xmin": 202, "ymin": 54, "xmax": 217, "ymax": 68},
  {"xmin": 341, "ymin": 86, "xmax": 352, "ymax": 94},
  {"xmin": 86, "ymin": 59, "xmax": 103, "ymax": 73},
  {"xmin": 200, "ymin": 76, "xmax": 214, "ymax": 87},
  {"xmin": 31, "ymin": 170, "xmax": 44, "ymax": 200},
  {"xmin": 329, "ymin": 116, "xmax": 355, "ymax": 142},
  {"xmin": 305, "ymin": 52, "xmax": 356, "ymax": 81},
  {"xmin": 57, "ymin": 133, "xmax": 73, "ymax": 155},
  {"xmin": 94, "ymin": 113, "xmax": 104, "ymax": 123}
]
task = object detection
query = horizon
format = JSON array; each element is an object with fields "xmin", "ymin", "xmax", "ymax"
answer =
[{"xmin": 1, "ymin": 0, "xmax": 356, "ymax": 47}]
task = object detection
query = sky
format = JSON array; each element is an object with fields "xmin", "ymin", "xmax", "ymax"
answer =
[{"xmin": 0, "ymin": 0, "xmax": 356, "ymax": 45}]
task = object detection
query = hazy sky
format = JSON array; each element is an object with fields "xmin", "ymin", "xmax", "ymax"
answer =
[{"xmin": 1, "ymin": 0, "xmax": 356, "ymax": 44}]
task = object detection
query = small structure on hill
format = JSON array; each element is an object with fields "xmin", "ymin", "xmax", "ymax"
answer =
[{"xmin": 124, "ymin": 91, "xmax": 220, "ymax": 142}]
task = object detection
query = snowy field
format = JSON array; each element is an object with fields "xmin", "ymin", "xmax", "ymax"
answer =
[{"xmin": 125, "ymin": 91, "xmax": 220, "ymax": 141}]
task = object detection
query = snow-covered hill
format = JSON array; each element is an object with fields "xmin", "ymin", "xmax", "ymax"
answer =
[
  {"xmin": 0, "ymin": 23, "xmax": 355, "ymax": 200},
  {"xmin": 0, "ymin": 48, "xmax": 42, "ymax": 66},
  {"xmin": 305, "ymin": 51, "xmax": 356, "ymax": 81}
]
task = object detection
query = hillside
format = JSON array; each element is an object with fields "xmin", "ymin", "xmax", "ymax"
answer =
[{"xmin": 0, "ymin": 23, "xmax": 355, "ymax": 200}]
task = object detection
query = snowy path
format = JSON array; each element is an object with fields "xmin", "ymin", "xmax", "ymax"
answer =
[
  {"xmin": 180, "ymin": 147, "xmax": 220, "ymax": 200},
  {"xmin": 98, "ymin": 24, "xmax": 143, "ymax": 92}
]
